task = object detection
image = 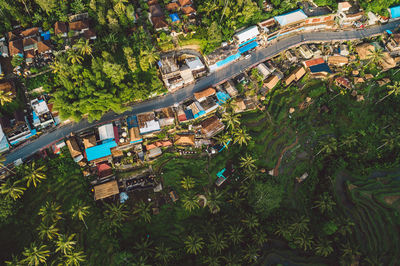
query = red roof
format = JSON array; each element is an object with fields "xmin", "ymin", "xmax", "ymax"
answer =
[
  {"xmin": 178, "ymin": 113, "xmax": 187, "ymax": 122},
  {"xmin": 304, "ymin": 57, "xmax": 324, "ymax": 67},
  {"xmin": 162, "ymin": 140, "xmax": 172, "ymax": 147},
  {"xmin": 182, "ymin": 6, "xmax": 196, "ymax": 15},
  {"xmin": 146, "ymin": 144, "xmax": 157, "ymax": 150},
  {"xmin": 97, "ymin": 163, "xmax": 113, "ymax": 178}
]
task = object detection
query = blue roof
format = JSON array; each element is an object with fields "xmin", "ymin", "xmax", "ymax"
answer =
[
  {"xmin": 309, "ymin": 63, "xmax": 332, "ymax": 74},
  {"xmin": 238, "ymin": 37, "xmax": 257, "ymax": 47},
  {"xmin": 85, "ymin": 141, "xmax": 117, "ymax": 161},
  {"xmin": 216, "ymin": 53, "xmax": 241, "ymax": 67},
  {"xmin": 32, "ymin": 110, "xmax": 40, "ymax": 125},
  {"xmin": 216, "ymin": 91, "xmax": 231, "ymax": 105},
  {"xmin": 184, "ymin": 109, "xmax": 194, "ymax": 120},
  {"xmin": 238, "ymin": 41, "xmax": 258, "ymax": 54},
  {"xmin": 41, "ymin": 31, "xmax": 51, "ymax": 40},
  {"xmin": 127, "ymin": 115, "xmax": 139, "ymax": 128},
  {"xmin": 390, "ymin": 5, "xmax": 400, "ymax": 18},
  {"xmin": 387, "ymin": 29, "xmax": 393, "ymax": 35},
  {"xmin": 169, "ymin": 13, "xmax": 180, "ymax": 22},
  {"xmin": 194, "ymin": 110, "xmax": 206, "ymax": 118}
]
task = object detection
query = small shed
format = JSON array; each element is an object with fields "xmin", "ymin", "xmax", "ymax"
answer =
[{"xmin": 94, "ymin": 180, "xmax": 119, "ymax": 200}]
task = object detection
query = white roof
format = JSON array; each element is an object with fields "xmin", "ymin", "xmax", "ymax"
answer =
[
  {"xmin": 274, "ymin": 9, "xmax": 308, "ymax": 26},
  {"xmin": 98, "ymin": 123, "xmax": 114, "ymax": 141},
  {"xmin": 234, "ymin": 26, "xmax": 260, "ymax": 44},
  {"xmin": 185, "ymin": 58, "xmax": 205, "ymax": 70},
  {"xmin": 256, "ymin": 63, "xmax": 272, "ymax": 78},
  {"xmin": 139, "ymin": 120, "xmax": 160, "ymax": 134},
  {"xmin": 31, "ymin": 99, "xmax": 50, "ymax": 115}
]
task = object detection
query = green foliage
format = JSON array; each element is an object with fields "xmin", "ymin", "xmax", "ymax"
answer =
[
  {"xmin": 248, "ymin": 181, "xmax": 283, "ymax": 218},
  {"xmin": 322, "ymin": 221, "xmax": 338, "ymax": 235}
]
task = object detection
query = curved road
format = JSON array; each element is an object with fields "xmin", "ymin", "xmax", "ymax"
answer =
[{"xmin": 5, "ymin": 21, "xmax": 400, "ymax": 164}]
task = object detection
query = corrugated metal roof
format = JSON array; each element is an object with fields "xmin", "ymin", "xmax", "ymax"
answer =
[
  {"xmin": 390, "ymin": 5, "xmax": 400, "ymax": 18},
  {"xmin": 274, "ymin": 9, "xmax": 308, "ymax": 26},
  {"xmin": 86, "ymin": 141, "xmax": 117, "ymax": 161},
  {"xmin": 234, "ymin": 26, "xmax": 260, "ymax": 44}
]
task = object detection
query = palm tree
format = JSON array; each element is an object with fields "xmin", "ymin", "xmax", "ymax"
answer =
[
  {"xmin": 0, "ymin": 89, "xmax": 13, "ymax": 106},
  {"xmin": 209, "ymin": 232, "xmax": 228, "ymax": 254},
  {"xmin": 316, "ymin": 137, "xmax": 338, "ymax": 156},
  {"xmin": 222, "ymin": 112, "xmax": 241, "ymax": 130},
  {"xmin": 37, "ymin": 222, "xmax": 59, "ymax": 240},
  {"xmin": 154, "ymin": 243, "xmax": 174, "ymax": 264},
  {"xmin": 274, "ymin": 221, "xmax": 291, "ymax": 240},
  {"xmin": 202, "ymin": 256, "xmax": 221, "ymax": 266},
  {"xmin": 376, "ymin": 81, "xmax": 400, "ymax": 103},
  {"xmin": 233, "ymin": 128, "xmax": 251, "ymax": 146},
  {"xmin": 228, "ymin": 191, "xmax": 245, "ymax": 208},
  {"xmin": 313, "ymin": 192, "xmax": 336, "ymax": 214},
  {"xmin": 0, "ymin": 179, "xmax": 26, "ymax": 200},
  {"xmin": 63, "ymin": 250, "xmax": 86, "ymax": 266},
  {"xmin": 290, "ymin": 215, "xmax": 310, "ymax": 235},
  {"xmin": 226, "ymin": 225, "xmax": 244, "ymax": 245},
  {"xmin": 243, "ymin": 244, "xmax": 259, "ymax": 263},
  {"xmin": 294, "ymin": 233, "xmax": 314, "ymax": 251},
  {"xmin": 224, "ymin": 252, "xmax": 242, "ymax": 265},
  {"xmin": 338, "ymin": 218, "xmax": 355, "ymax": 236},
  {"xmin": 315, "ymin": 239, "xmax": 333, "ymax": 257},
  {"xmin": 21, "ymin": 243, "xmax": 50, "ymax": 266},
  {"xmin": 133, "ymin": 238, "xmax": 154, "ymax": 258},
  {"xmin": 23, "ymin": 162, "xmax": 46, "ymax": 187},
  {"xmin": 55, "ymin": 234, "xmax": 77, "ymax": 254},
  {"xmin": 252, "ymin": 229, "xmax": 268, "ymax": 247},
  {"xmin": 184, "ymin": 235, "xmax": 204, "ymax": 255},
  {"xmin": 239, "ymin": 154, "xmax": 256, "ymax": 171},
  {"xmin": 241, "ymin": 213, "xmax": 260, "ymax": 230},
  {"xmin": 114, "ymin": 0, "xmax": 128, "ymax": 14},
  {"xmin": 38, "ymin": 201, "xmax": 62, "ymax": 223},
  {"xmin": 70, "ymin": 201, "xmax": 90, "ymax": 229},
  {"xmin": 201, "ymin": 1, "xmax": 219, "ymax": 17},
  {"xmin": 133, "ymin": 200, "xmax": 153, "ymax": 223},
  {"xmin": 366, "ymin": 48, "xmax": 384, "ymax": 67},
  {"xmin": 340, "ymin": 242, "xmax": 361, "ymax": 264},
  {"xmin": 181, "ymin": 176, "xmax": 195, "ymax": 190},
  {"xmin": 206, "ymin": 188, "xmax": 224, "ymax": 214},
  {"xmin": 214, "ymin": 132, "xmax": 231, "ymax": 149},
  {"xmin": 340, "ymin": 134, "xmax": 358, "ymax": 149},
  {"xmin": 104, "ymin": 33, "xmax": 119, "ymax": 52},
  {"xmin": 4, "ymin": 255, "xmax": 21, "ymax": 265},
  {"xmin": 182, "ymin": 192, "xmax": 200, "ymax": 212},
  {"xmin": 73, "ymin": 38, "xmax": 93, "ymax": 57},
  {"xmin": 103, "ymin": 202, "xmax": 128, "ymax": 232},
  {"xmin": 67, "ymin": 51, "xmax": 84, "ymax": 64}
]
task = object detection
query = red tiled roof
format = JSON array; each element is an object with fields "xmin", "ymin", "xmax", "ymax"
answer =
[
  {"xmin": 151, "ymin": 16, "xmax": 168, "ymax": 29},
  {"xmin": 178, "ymin": 0, "xmax": 192, "ymax": 6},
  {"xmin": 37, "ymin": 41, "xmax": 52, "ymax": 53},
  {"xmin": 335, "ymin": 77, "xmax": 351, "ymax": 89},
  {"xmin": 178, "ymin": 113, "xmax": 187, "ymax": 122},
  {"xmin": 162, "ymin": 140, "xmax": 172, "ymax": 147},
  {"xmin": 146, "ymin": 144, "xmax": 157, "ymax": 150},
  {"xmin": 182, "ymin": 6, "xmax": 196, "ymax": 15},
  {"xmin": 304, "ymin": 57, "xmax": 324, "ymax": 67},
  {"xmin": 69, "ymin": 20, "xmax": 89, "ymax": 31},
  {"xmin": 9, "ymin": 40, "xmax": 23, "ymax": 56},
  {"xmin": 20, "ymin": 27, "xmax": 39, "ymax": 37},
  {"xmin": 54, "ymin": 21, "xmax": 68, "ymax": 35},
  {"xmin": 194, "ymin": 87, "xmax": 215, "ymax": 100},
  {"xmin": 166, "ymin": 2, "xmax": 179, "ymax": 11}
]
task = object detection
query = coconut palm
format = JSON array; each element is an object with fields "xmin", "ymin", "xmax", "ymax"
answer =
[
  {"xmin": 228, "ymin": 191, "xmax": 245, "ymax": 208},
  {"xmin": 38, "ymin": 201, "xmax": 62, "ymax": 223},
  {"xmin": 294, "ymin": 233, "xmax": 314, "ymax": 251},
  {"xmin": 4, "ymin": 255, "xmax": 21, "ymax": 265},
  {"xmin": 376, "ymin": 81, "xmax": 400, "ymax": 103},
  {"xmin": 201, "ymin": 1, "xmax": 219, "ymax": 17},
  {"xmin": 133, "ymin": 200, "xmax": 153, "ymax": 223},
  {"xmin": 63, "ymin": 250, "xmax": 86, "ymax": 266},
  {"xmin": 239, "ymin": 154, "xmax": 256, "ymax": 171},
  {"xmin": 340, "ymin": 242, "xmax": 361, "ymax": 264},
  {"xmin": 316, "ymin": 137, "xmax": 338, "ymax": 156},
  {"xmin": 73, "ymin": 38, "xmax": 93, "ymax": 57},
  {"xmin": 184, "ymin": 235, "xmax": 204, "ymax": 255},
  {"xmin": 154, "ymin": 243, "xmax": 174, "ymax": 264},
  {"xmin": 70, "ymin": 201, "xmax": 90, "ymax": 229},
  {"xmin": 114, "ymin": 0, "xmax": 128, "ymax": 14},
  {"xmin": 313, "ymin": 192, "xmax": 336, "ymax": 214},
  {"xmin": 37, "ymin": 222, "xmax": 59, "ymax": 241},
  {"xmin": 0, "ymin": 179, "xmax": 26, "ymax": 200},
  {"xmin": 132, "ymin": 256, "xmax": 151, "ymax": 266},
  {"xmin": 0, "ymin": 89, "xmax": 13, "ymax": 106},
  {"xmin": 315, "ymin": 239, "xmax": 333, "ymax": 257},
  {"xmin": 214, "ymin": 132, "xmax": 231, "ymax": 149},
  {"xmin": 133, "ymin": 238, "xmax": 154, "ymax": 258},
  {"xmin": 209, "ymin": 232, "xmax": 228, "ymax": 254},
  {"xmin": 340, "ymin": 134, "xmax": 358, "ymax": 148},
  {"xmin": 182, "ymin": 192, "xmax": 200, "ymax": 212},
  {"xmin": 55, "ymin": 234, "xmax": 77, "ymax": 254},
  {"xmin": 21, "ymin": 243, "xmax": 50, "ymax": 266},
  {"xmin": 224, "ymin": 252, "xmax": 242, "ymax": 265},
  {"xmin": 338, "ymin": 218, "xmax": 355, "ymax": 236},
  {"xmin": 180, "ymin": 176, "xmax": 195, "ymax": 190},
  {"xmin": 205, "ymin": 188, "xmax": 224, "ymax": 214},
  {"xmin": 252, "ymin": 229, "xmax": 268, "ymax": 247},
  {"xmin": 243, "ymin": 244, "xmax": 259, "ymax": 263},
  {"xmin": 226, "ymin": 225, "xmax": 244, "ymax": 245},
  {"xmin": 241, "ymin": 213, "xmax": 260, "ymax": 230},
  {"xmin": 290, "ymin": 215, "xmax": 310, "ymax": 235},
  {"xmin": 366, "ymin": 48, "xmax": 384, "ymax": 66},
  {"xmin": 274, "ymin": 221, "xmax": 291, "ymax": 239},
  {"xmin": 233, "ymin": 128, "xmax": 251, "ymax": 146},
  {"xmin": 103, "ymin": 202, "xmax": 128, "ymax": 232},
  {"xmin": 67, "ymin": 51, "xmax": 84, "ymax": 64},
  {"xmin": 222, "ymin": 111, "xmax": 241, "ymax": 130},
  {"xmin": 202, "ymin": 256, "xmax": 221, "ymax": 266},
  {"xmin": 23, "ymin": 162, "xmax": 46, "ymax": 187}
]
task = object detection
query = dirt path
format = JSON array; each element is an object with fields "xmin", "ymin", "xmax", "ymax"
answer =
[{"xmin": 273, "ymin": 136, "xmax": 298, "ymax": 176}]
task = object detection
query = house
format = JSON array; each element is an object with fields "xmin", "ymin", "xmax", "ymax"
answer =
[
  {"xmin": 180, "ymin": 65, "xmax": 195, "ymax": 84},
  {"xmin": 149, "ymin": 4, "xmax": 164, "ymax": 17},
  {"xmin": 69, "ymin": 20, "xmax": 96, "ymax": 40},
  {"xmin": 83, "ymin": 135, "xmax": 96, "ymax": 149},
  {"xmin": 274, "ymin": 9, "xmax": 308, "ymax": 27},
  {"xmin": 354, "ymin": 77, "xmax": 365, "ymax": 84},
  {"xmin": 258, "ymin": 18, "xmax": 276, "ymax": 33},
  {"xmin": 256, "ymin": 63, "xmax": 272, "ymax": 79},
  {"xmin": 52, "ymin": 140, "xmax": 66, "ymax": 155},
  {"xmin": 94, "ymin": 180, "xmax": 119, "ymax": 200},
  {"xmin": 178, "ymin": 0, "xmax": 192, "ymax": 7},
  {"xmin": 159, "ymin": 56, "xmax": 184, "ymax": 91},
  {"xmin": 386, "ymin": 33, "xmax": 400, "ymax": 54},
  {"xmin": 185, "ymin": 57, "xmax": 206, "ymax": 78},
  {"xmin": 339, "ymin": 44, "xmax": 349, "ymax": 56},
  {"xmin": 233, "ymin": 26, "xmax": 260, "ymax": 46},
  {"xmin": 265, "ymin": 74, "xmax": 281, "ymax": 90},
  {"xmin": 199, "ymin": 97, "xmax": 218, "ymax": 113},
  {"xmin": 337, "ymin": 2, "xmax": 364, "ymax": 26},
  {"xmin": 9, "ymin": 40, "xmax": 23, "ymax": 57},
  {"xmin": 285, "ymin": 50, "xmax": 297, "ymax": 63},
  {"xmin": 151, "ymin": 16, "xmax": 168, "ymax": 31},
  {"xmin": 304, "ymin": 57, "xmax": 325, "ymax": 68},
  {"xmin": 174, "ymin": 134, "xmax": 195, "ymax": 146},
  {"xmin": 201, "ymin": 115, "xmax": 225, "ymax": 138},
  {"xmin": 194, "ymin": 87, "xmax": 216, "ymax": 102},
  {"xmin": 166, "ymin": 2, "xmax": 179, "ymax": 11},
  {"xmin": 223, "ymin": 80, "xmax": 238, "ymax": 97},
  {"xmin": 0, "ymin": 111, "xmax": 34, "ymax": 146},
  {"xmin": 379, "ymin": 52, "xmax": 396, "ymax": 70},
  {"xmin": 233, "ymin": 98, "xmax": 247, "ymax": 113},
  {"xmin": 66, "ymin": 137, "xmax": 83, "ymax": 162},
  {"xmin": 299, "ymin": 45, "xmax": 313, "ymax": 59},
  {"xmin": 147, "ymin": 147, "xmax": 162, "ymax": 159},
  {"xmin": 155, "ymin": 107, "xmax": 175, "ymax": 127},
  {"xmin": 355, "ymin": 43, "xmax": 375, "ymax": 60},
  {"xmin": 328, "ymin": 56, "xmax": 349, "ymax": 66},
  {"xmin": 181, "ymin": 6, "xmax": 196, "ymax": 16},
  {"xmin": 85, "ymin": 140, "xmax": 117, "ymax": 163},
  {"xmin": 335, "ymin": 77, "xmax": 352, "ymax": 89},
  {"xmin": 31, "ymin": 98, "xmax": 54, "ymax": 130},
  {"xmin": 98, "ymin": 123, "xmax": 114, "ymax": 141},
  {"xmin": 54, "ymin": 21, "xmax": 68, "ymax": 36},
  {"xmin": 97, "ymin": 163, "xmax": 113, "ymax": 179},
  {"xmin": 0, "ymin": 124, "xmax": 10, "ymax": 153},
  {"xmin": 284, "ymin": 67, "xmax": 306, "ymax": 86},
  {"xmin": 389, "ymin": 5, "xmax": 400, "ymax": 19},
  {"xmin": 0, "ymin": 81, "xmax": 16, "ymax": 99},
  {"xmin": 338, "ymin": 2, "xmax": 352, "ymax": 13},
  {"xmin": 137, "ymin": 112, "xmax": 160, "ymax": 135}
]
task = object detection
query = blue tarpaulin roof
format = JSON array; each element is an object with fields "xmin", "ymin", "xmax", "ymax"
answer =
[
  {"xmin": 238, "ymin": 41, "xmax": 258, "ymax": 54},
  {"xmin": 216, "ymin": 91, "xmax": 231, "ymax": 105},
  {"xmin": 184, "ymin": 109, "xmax": 194, "ymax": 120},
  {"xmin": 216, "ymin": 53, "xmax": 241, "ymax": 67},
  {"xmin": 169, "ymin": 13, "xmax": 180, "ymax": 22},
  {"xmin": 86, "ymin": 141, "xmax": 117, "ymax": 161},
  {"xmin": 390, "ymin": 5, "xmax": 400, "ymax": 18},
  {"xmin": 41, "ymin": 31, "xmax": 51, "ymax": 40},
  {"xmin": 238, "ymin": 37, "xmax": 257, "ymax": 47},
  {"xmin": 309, "ymin": 63, "xmax": 332, "ymax": 73},
  {"xmin": 194, "ymin": 110, "xmax": 206, "ymax": 119}
]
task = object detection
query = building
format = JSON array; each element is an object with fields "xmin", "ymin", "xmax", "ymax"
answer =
[
  {"xmin": 0, "ymin": 39, "xmax": 9, "ymax": 57},
  {"xmin": 200, "ymin": 115, "xmax": 225, "ymax": 138},
  {"xmin": 379, "ymin": 52, "xmax": 396, "ymax": 70},
  {"xmin": 335, "ymin": 77, "xmax": 352, "ymax": 89},
  {"xmin": 66, "ymin": 137, "xmax": 83, "ymax": 162},
  {"xmin": 137, "ymin": 112, "xmax": 161, "ymax": 135},
  {"xmin": 265, "ymin": 74, "xmax": 281, "ymax": 90},
  {"xmin": 328, "ymin": 56, "xmax": 349, "ymax": 66},
  {"xmin": 256, "ymin": 63, "xmax": 272, "ymax": 79},
  {"xmin": 285, "ymin": 50, "xmax": 297, "ymax": 63},
  {"xmin": 233, "ymin": 26, "xmax": 260, "ymax": 46},
  {"xmin": 174, "ymin": 134, "xmax": 195, "ymax": 146},
  {"xmin": 31, "ymin": 98, "xmax": 54, "ymax": 130},
  {"xmin": 97, "ymin": 163, "xmax": 113, "ymax": 179},
  {"xmin": 94, "ymin": 180, "xmax": 119, "ymax": 200},
  {"xmin": 54, "ymin": 21, "xmax": 68, "ymax": 37},
  {"xmin": 147, "ymin": 147, "xmax": 162, "ymax": 159},
  {"xmin": 355, "ymin": 43, "xmax": 375, "ymax": 60},
  {"xmin": 155, "ymin": 107, "xmax": 175, "ymax": 127},
  {"xmin": 158, "ymin": 57, "xmax": 184, "ymax": 91},
  {"xmin": 283, "ymin": 67, "xmax": 306, "ymax": 86},
  {"xmin": 98, "ymin": 123, "xmax": 114, "ymax": 141},
  {"xmin": 299, "ymin": 45, "xmax": 313, "ymax": 59},
  {"xmin": 222, "ymin": 80, "xmax": 238, "ymax": 97},
  {"xmin": 0, "ymin": 111, "xmax": 35, "ymax": 146},
  {"xmin": 83, "ymin": 135, "xmax": 96, "ymax": 149},
  {"xmin": 258, "ymin": 18, "xmax": 276, "ymax": 34},
  {"xmin": 274, "ymin": 9, "xmax": 308, "ymax": 27},
  {"xmin": 337, "ymin": 2, "xmax": 363, "ymax": 26},
  {"xmin": 185, "ymin": 57, "xmax": 206, "ymax": 78},
  {"xmin": 85, "ymin": 140, "xmax": 117, "ymax": 163},
  {"xmin": 304, "ymin": 57, "xmax": 325, "ymax": 68},
  {"xmin": 127, "ymin": 115, "xmax": 143, "ymax": 144},
  {"xmin": 389, "ymin": 5, "xmax": 400, "ymax": 19},
  {"xmin": 69, "ymin": 20, "xmax": 96, "ymax": 40},
  {"xmin": 386, "ymin": 33, "xmax": 400, "ymax": 54},
  {"xmin": 194, "ymin": 87, "xmax": 216, "ymax": 102}
]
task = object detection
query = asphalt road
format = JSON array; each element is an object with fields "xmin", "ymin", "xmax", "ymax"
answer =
[{"xmin": 5, "ymin": 21, "xmax": 400, "ymax": 164}]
